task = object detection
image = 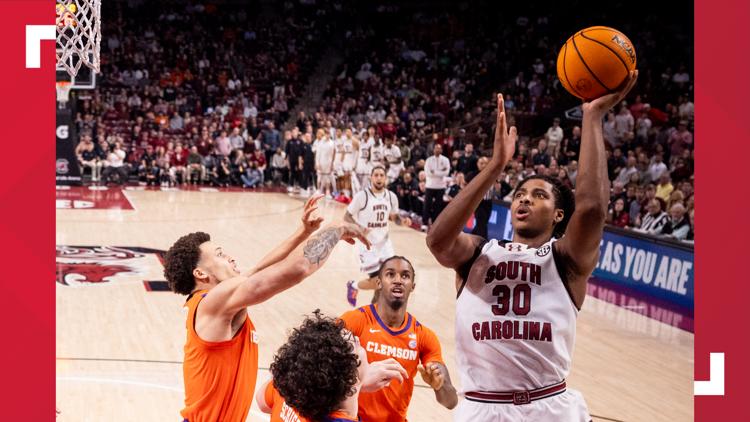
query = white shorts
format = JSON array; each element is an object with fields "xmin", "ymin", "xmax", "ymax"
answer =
[
  {"xmin": 317, "ymin": 172, "xmax": 336, "ymax": 187},
  {"xmin": 454, "ymin": 389, "xmax": 591, "ymax": 422},
  {"xmin": 358, "ymin": 240, "xmax": 395, "ymax": 275}
]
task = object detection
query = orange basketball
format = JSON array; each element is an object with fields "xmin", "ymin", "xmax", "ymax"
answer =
[{"xmin": 556, "ymin": 26, "xmax": 637, "ymax": 101}]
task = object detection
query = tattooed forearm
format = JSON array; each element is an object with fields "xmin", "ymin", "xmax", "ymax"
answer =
[{"xmin": 303, "ymin": 227, "xmax": 342, "ymax": 264}]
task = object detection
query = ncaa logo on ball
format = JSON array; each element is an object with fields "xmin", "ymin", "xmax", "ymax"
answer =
[
  {"xmin": 409, "ymin": 339, "xmax": 417, "ymax": 349},
  {"xmin": 536, "ymin": 244, "xmax": 551, "ymax": 257},
  {"xmin": 56, "ymin": 125, "xmax": 69, "ymax": 139},
  {"xmin": 56, "ymin": 159, "xmax": 70, "ymax": 174}
]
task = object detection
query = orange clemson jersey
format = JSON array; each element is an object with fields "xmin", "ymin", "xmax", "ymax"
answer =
[
  {"xmin": 340, "ymin": 304, "xmax": 444, "ymax": 422},
  {"xmin": 180, "ymin": 290, "xmax": 259, "ymax": 422},
  {"xmin": 264, "ymin": 381, "xmax": 359, "ymax": 422}
]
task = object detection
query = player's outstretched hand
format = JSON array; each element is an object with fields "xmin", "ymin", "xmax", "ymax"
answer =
[
  {"xmin": 338, "ymin": 223, "xmax": 371, "ymax": 249},
  {"xmin": 418, "ymin": 362, "xmax": 445, "ymax": 391},
  {"xmin": 361, "ymin": 358, "xmax": 409, "ymax": 392},
  {"xmin": 489, "ymin": 93, "xmax": 518, "ymax": 170},
  {"xmin": 583, "ymin": 70, "xmax": 639, "ymax": 116},
  {"xmin": 301, "ymin": 194, "xmax": 325, "ymax": 233}
]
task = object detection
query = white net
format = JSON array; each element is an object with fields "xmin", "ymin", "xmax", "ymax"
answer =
[
  {"xmin": 56, "ymin": 81, "xmax": 72, "ymax": 104},
  {"xmin": 56, "ymin": 0, "xmax": 101, "ymax": 77}
]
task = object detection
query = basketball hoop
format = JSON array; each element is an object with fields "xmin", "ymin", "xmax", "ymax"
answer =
[
  {"xmin": 56, "ymin": 0, "xmax": 101, "ymax": 77},
  {"xmin": 56, "ymin": 81, "xmax": 72, "ymax": 105}
]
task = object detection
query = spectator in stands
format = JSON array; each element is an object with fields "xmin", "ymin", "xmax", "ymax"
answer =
[
  {"xmin": 261, "ymin": 121, "xmax": 282, "ymax": 168},
  {"xmin": 187, "ymin": 146, "xmax": 204, "ymax": 184},
  {"xmin": 210, "ymin": 157, "xmax": 231, "ymax": 187},
  {"xmin": 395, "ymin": 171, "xmax": 420, "ymax": 214},
  {"xmin": 300, "ymin": 133, "xmax": 316, "ymax": 194},
  {"xmin": 607, "ymin": 197, "xmax": 630, "ymax": 228},
  {"xmin": 545, "ymin": 117, "xmax": 563, "ymax": 156},
  {"xmin": 656, "ymin": 172, "xmax": 675, "ymax": 203},
  {"xmin": 635, "ymin": 198, "xmax": 669, "ymax": 235},
  {"xmin": 661, "ymin": 203, "xmax": 691, "ymax": 240},
  {"xmin": 531, "ymin": 139, "xmax": 550, "ymax": 167},
  {"xmin": 669, "ymin": 120, "xmax": 693, "ymax": 160},
  {"xmin": 423, "ymin": 144, "xmax": 451, "ymax": 230},
  {"xmin": 75, "ymin": 135, "xmax": 101, "ymax": 182},
  {"xmin": 214, "ymin": 131, "xmax": 232, "ymax": 158},
  {"xmin": 614, "ymin": 103, "xmax": 635, "ymax": 145},
  {"xmin": 615, "ymin": 156, "xmax": 638, "ymax": 186},
  {"xmin": 241, "ymin": 161, "xmax": 263, "ymax": 189},
  {"xmin": 138, "ymin": 145, "xmax": 157, "ymax": 185},
  {"xmin": 457, "ymin": 143, "xmax": 478, "ymax": 179},
  {"xmin": 629, "ymin": 185, "xmax": 645, "ymax": 226},
  {"xmin": 249, "ymin": 149, "xmax": 267, "ymax": 185},
  {"xmin": 101, "ymin": 141, "xmax": 128, "ymax": 185},
  {"xmin": 270, "ymin": 147, "xmax": 288, "ymax": 185},
  {"xmin": 229, "ymin": 127, "xmax": 245, "ymax": 151},
  {"xmin": 169, "ymin": 143, "xmax": 188, "ymax": 184}
]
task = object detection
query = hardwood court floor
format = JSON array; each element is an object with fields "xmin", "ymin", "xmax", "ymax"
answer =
[{"xmin": 56, "ymin": 189, "xmax": 694, "ymax": 422}]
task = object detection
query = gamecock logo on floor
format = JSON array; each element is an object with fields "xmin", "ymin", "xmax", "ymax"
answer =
[{"xmin": 56, "ymin": 246, "xmax": 166, "ymax": 286}]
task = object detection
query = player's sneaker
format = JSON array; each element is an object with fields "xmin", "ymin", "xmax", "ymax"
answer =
[{"xmin": 346, "ymin": 280, "xmax": 358, "ymax": 307}]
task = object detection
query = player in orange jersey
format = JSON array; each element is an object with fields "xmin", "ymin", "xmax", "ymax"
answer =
[
  {"xmin": 256, "ymin": 311, "xmax": 408, "ymax": 422},
  {"xmin": 340, "ymin": 256, "xmax": 458, "ymax": 422},
  {"xmin": 164, "ymin": 195, "xmax": 370, "ymax": 422}
]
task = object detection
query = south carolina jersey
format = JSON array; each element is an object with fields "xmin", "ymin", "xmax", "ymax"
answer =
[
  {"xmin": 340, "ymin": 305, "xmax": 444, "ymax": 422},
  {"xmin": 356, "ymin": 138, "xmax": 375, "ymax": 174},
  {"xmin": 370, "ymin": 142, "xmax": 385, "ymax": 168},
  {"xmin": 455, "ymin": 239, "xmax": 577, "ymax": 393},
  {"xmin": 347, "ymin": 188, "xmax": 399, "ymax": 247}
]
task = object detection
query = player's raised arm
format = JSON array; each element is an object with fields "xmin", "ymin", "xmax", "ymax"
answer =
[
  {"xmin": 201, "ymin": 223, "xmax": 370, "ymax": 316},
  {"xmin": 426, "ymin": 94, "xmax": 517, "ymax": 270},
  {"xmin": 554, "ymin": 70, "xmax": 638, "ymax": 308},
  {"xmin": 244, "ymin": 194, "xmax": 325, "ymax": 276}
]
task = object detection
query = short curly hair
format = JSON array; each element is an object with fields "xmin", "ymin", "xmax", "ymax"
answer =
[
  {"xmin": 270, "ymin": 310, "xmax": 360, "ymax": 421},
  {"xmin": 514, "ymin": 175, "xmax": 575, "ymax": 239},
  {"xmin": 163, "ymin": 232, "xmax": 210, "ymax": 295}
]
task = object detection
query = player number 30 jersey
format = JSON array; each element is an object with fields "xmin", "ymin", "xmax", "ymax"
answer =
[{"xmin": 455, "ymin": 239, "xmax": 578, "ymax": 393}]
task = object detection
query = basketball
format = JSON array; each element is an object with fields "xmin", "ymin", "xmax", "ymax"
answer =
[{"xmin": 556, "ymin": 26, "xmax": 637, "ymax": 101}]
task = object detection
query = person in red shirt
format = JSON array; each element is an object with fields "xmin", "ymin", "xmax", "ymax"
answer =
[
  {"xmin": 340, "ymin": 256, "xmax": 458, "ymax": 421},
  {"xmin": 169, "ymin": 143, "xmax": 189, "ymax": 184},
  {"xmin": 257, "ymin": 312, "xmax": 408, "ymax": 422}
]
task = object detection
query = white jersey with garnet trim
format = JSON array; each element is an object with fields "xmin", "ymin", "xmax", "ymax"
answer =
[
  {"xmin": 455, "ymin": 238, "xmax": 578, "ymax": 392},
  {"xmin": 347, "ymin": 188, "xmax": 398, "ymax": 246}
]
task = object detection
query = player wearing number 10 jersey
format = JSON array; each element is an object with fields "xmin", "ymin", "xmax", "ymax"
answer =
[{"xmin": 427, "ymin": 73, "xmax": 637, "ymax": 421}]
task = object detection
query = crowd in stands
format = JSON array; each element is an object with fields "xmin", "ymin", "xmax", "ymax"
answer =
[{"xmin": 72, "ymin": 0, "xmax": 694, "ymax": 243}]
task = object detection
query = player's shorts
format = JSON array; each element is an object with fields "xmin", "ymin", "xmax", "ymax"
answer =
[
  {"xmin": 358, "ymin": 240, "xmax": 395, "ymax": 274},
  {"xmin": 317, "ymin": 172, "xmax": 336, "ymax": 187},
  {"xmin": 454, "ymin": 388, "xmax": 591, "ymax": 422}
]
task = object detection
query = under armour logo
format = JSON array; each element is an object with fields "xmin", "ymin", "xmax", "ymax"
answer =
[{"xmin": 507, "ymin": 244, "xmax": 524, "ymax": 252}]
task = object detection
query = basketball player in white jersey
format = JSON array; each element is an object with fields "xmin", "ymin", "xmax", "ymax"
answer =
[
  {"xmin": 336, "ymin": 128, "xmax": 357, "ymax": 198},
  {"xmin": 355, "ymin": 127, "xmax": 376, "ymax": 191},
  {"xmin": 314, "ymin": 128, "xmax": 336, "ymax": 198},
  {"xmin": 344, "ymin": 165, "xmax": 411, "ymax": 306},
  {"xmin": 383, "ymin": 135, "xmax": 404, "ymax": 184},
  {"xmin": 426, "ymin": 71, "xmax": 638, "ymax": 421}
]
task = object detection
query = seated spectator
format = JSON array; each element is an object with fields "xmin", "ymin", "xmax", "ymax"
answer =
[
  {"xmin": 270, "ymin": 147, "xmax": 288, "ymax": 184},
  {"xmin": 169, "ymin": 143, "xmax": 188, "ymax": 184},
  {"xmin": 655, "ymin": 173, "xmax": 675, "ymax": 203},
  {"xmin": 444, "ymin": 173, "xmax": 467, "ymax": 203},
  {"xmin": 249, "ymin": 149, "xmax": 267, "ymax": 185},
  {"xmin": 138, "ymin": 145, "xmax": 157, "ymax": 185},
  {"xmin": 629, "ymin": 185, "xmax": 645, "ymax": 226},
  {"xmin": 635, "ymin": 198, "xmax": 669, "ymax": 235},
  {"xmin": 615, "ymin": 156, "xmax": 638, "ymax": 186},
  {"xmin": 187, "ymin": 146, "xmax": 205, "ymax": 184},
  {"xmin": 241, "ymin": 162, "xmax": 264, "ymax": 188},
  {"xmin": 647, "ymin": 153, "xmax": 668, "ymax": 182},
  {"xmin": 75, "ymin": 135, "xmax": 101, "ymax": 182},
  {"xmin": 210, "ymin": 157, "xmax": 231, "ymax": 187},
  {"xmin": 101, "ymin": 141, "xmax": 128, "ymax": 185},
  {"xmin": 607, "ymin": 198, "xmax": 630, "ymax": 228},
  {"xmin": 660, "ymin": 202, "xmax": 691, "ymax": 241}
]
